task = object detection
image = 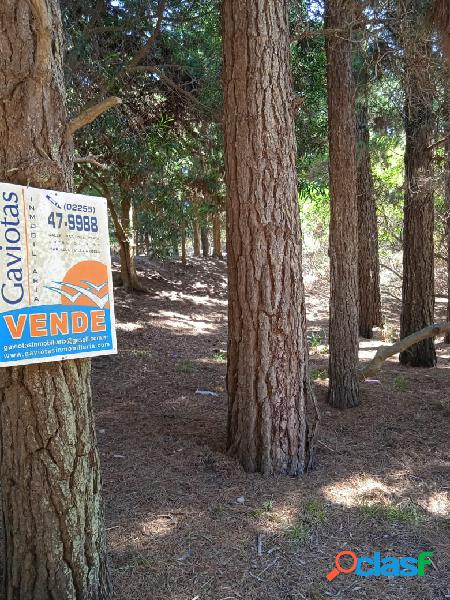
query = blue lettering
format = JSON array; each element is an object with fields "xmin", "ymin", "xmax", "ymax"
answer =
[
  {"xmin": 1, "ymin": 283, "xmax": 24, "ymax": 305},
  {"xmin": 355, "ymin": 557, "xmax": 374, "ymax": 577},
  {"xmin": 380, "ymin": 557, "xmax": 400, "ymax": 577},
  {"xmin": 400, "ymin": 557, "xmax": 418, "ymax": 577}
]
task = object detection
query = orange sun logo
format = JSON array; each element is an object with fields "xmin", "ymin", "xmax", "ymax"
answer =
[{"xmin": 47, "ymin": 260, "xmax": 110, "ymax": 308}]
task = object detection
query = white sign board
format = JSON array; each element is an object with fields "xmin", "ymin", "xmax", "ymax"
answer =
[{"xmin": 0, "ymin": 183, "xmax": 117, "ymax": 367}]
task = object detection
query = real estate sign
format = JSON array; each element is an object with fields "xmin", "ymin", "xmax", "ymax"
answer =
[{"xmin": 0, "ymin": 183, "xmax": 117, "ymax": 367}]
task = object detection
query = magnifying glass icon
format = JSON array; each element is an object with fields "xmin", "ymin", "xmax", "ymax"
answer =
[{"xmin": 326, "ymin": 551, "xmax": 358, "ymax": 581}]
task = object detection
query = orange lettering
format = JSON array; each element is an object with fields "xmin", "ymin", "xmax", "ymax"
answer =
[
  {"xmin": 50, "ymin": 312, "xmax": 69, "ymax": 336},
  {"xmin": 30, "ymin": 314, "xmax": 48, "ymax": 337},
  {"xmin": 3, "ymin": 314, "xmax": 27, "ymax": 340},
  {"xmin": 72, "ymin": 312, "xmax": 88, "ymax": 334},
  {"xmin": 91, "ymin": 310, "xmax": 106, "ymax": 332}
]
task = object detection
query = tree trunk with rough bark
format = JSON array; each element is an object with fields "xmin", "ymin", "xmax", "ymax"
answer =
[
  {"xmin": 325, "ymin": 0, "xmax": 360, "ymax": 408},
  {"xmin": 223, "ymin": 0, "xmax": 318, "ymax": 475},
  {"xmin": 144, "ymin": 231, "xmax": 151, "ymax": 256},
  {"xmin": 200, "ymin": 224, "xmax": 209, "ymax": 257},
  {"xmin": 445, "ymin": 133, "xmax": 450, "ymax": 343},
  {"xmin": 192, "ymin": 219, "xmax": 201, "ymax": 257},
  {"xmin": 399, "ymin": 11, "xmax": 436, "ymax": 367},
  {"xmin": 119, "ymin": 193, "xmax": 141, "ymax": 291},
  {"xmin": 212, "ymin": 211, "xmax": 223, "ymax": 258},
  {"xmin": 181, "ymin": 220, "xmax": 187, "ymax": 266},
  {"xmin": 171, "ymin": 231, "xmax": 179, "ymax": 257},
  {"xmin": 0, "ymin": 1, "xmax": 111, "ymax": 598},
  {"xmin": 355, "ymin": 65, "xmax": 382, "ymax": 339}
]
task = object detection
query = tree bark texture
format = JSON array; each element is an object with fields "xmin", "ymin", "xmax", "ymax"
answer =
[
  {"xmin": 119, "ymin": 194, "xmax": 140, "ymax": 291},
  {"xmin": 223, "ymin": 0, "xmax": 318, "ymax": 475},
  {"xmin": 212, "ymin": 212, "xmax": 223, "ymax": 258},
  {"xmin": 399, "ymin": 9, "xmax": 436, "ymax": 367},
  {"xmin": 325, "ymin": 0, "xmax": 360, "ymax": 408},
  {"xmin": 355, "ymin": 86, "xmax": 382, "ymax": 338},
  {"xmin": 0, "ymin": 1, "xmax": 111, "ymax": 598},
  {"xmin": 445, "ymin": 111, "xmax": 450, "ymax": 343},
  {"xmin": 200, "ymin": 224, "xmax": 209, "ymax": 257},
  {"xmin": 181, "ymin": 220, "xmax": 187, "ymax": 266},
  {"xmin": 192, "ymin": 219, "xmax": 201, "ymax": 257}
]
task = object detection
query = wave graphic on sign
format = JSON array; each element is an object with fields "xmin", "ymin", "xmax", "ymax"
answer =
[
  {"xmin": 46, "ymin": 281, "xmax": 109, "ymax": 309},
  {"xmin": 46, "ymin": 260, "xmax": 110, "ymax": 309}
]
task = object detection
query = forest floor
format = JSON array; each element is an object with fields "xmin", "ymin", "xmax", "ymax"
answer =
[{"xmin": 94, "ymin": 257, "xmax": 450, "ymax": 600}]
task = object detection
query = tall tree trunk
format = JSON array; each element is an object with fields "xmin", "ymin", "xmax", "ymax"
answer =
[
  {"xmin": 119, "ymin": 194, "xmax": 141, "ymax": 291},
  {"xmin": 399, "ymin": 12, "xmax": 436, "ymax": 367},
  {"xmin": 223, "ymin": 0, "xmax": 318, "ymax": 475},
  {"xmin": 192, "ymin": 219, "xmax": 201, "ymax": 257},
  {"xmin": 171, "ymin": 231, "xmax": 179, "ymax": 257},
  {"xmin": 326, "ymin": 0, "xmax": 360, "ymax": 408},
  {"xmin": 200, "ymin": 224, "xmax": 209, "ymax": 257},
  {"xmin": 355, "ymin": 62, "xmax": 382, "ymax": 339},
  {"xmin": 0, "ymin": 1, "xmax": 110, "ymax": 598},
  {"xmin": 212, "ymin": 211, "xmax": 223, "ymax": 258},
  {"xmin": 181, "ymin": 220, "xmax": 187, "ymax": 266},
  {"xmin": 144, "ymin": 231, "xmax": 151, "ymax": 256},
  {"xmin": 445, "ymin": 132, "xmax": 450, "ymax": 343}
]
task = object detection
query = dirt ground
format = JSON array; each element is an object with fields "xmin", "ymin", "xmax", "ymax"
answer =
[{"xmin": 93, "ymin": 257, "xmax": 449, "ymax": 600}]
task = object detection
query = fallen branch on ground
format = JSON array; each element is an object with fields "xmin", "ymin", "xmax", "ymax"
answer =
[{"xmin": 359, "ymin": 321, "xmax": 450, "ymax": 380}]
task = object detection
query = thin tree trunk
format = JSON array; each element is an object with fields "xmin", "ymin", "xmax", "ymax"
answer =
[
  {"xmin": 355, "ymin": 65, "xmax": 382, "ymax": 338},
  {"xmin": 171, "ymin": 231, "xmax": 179, "ymax": 257},
  {"xmin": 223, "ymin": 0, "xmax": 318, "ymax": 475},
  {"xmin": 399, "ymin": 10, "xmax": 436, "ymax": 367},
  {"xmin": 119, "ymin": 195, "xmax": 141, "ymax": 291},
  {"xmin": 326, "ymin": 0, "xmax": 360, "ymax": 408},
  {"xmin": 200, "ymin": 224, "xmax": 209, "ymax": 257},
  {"xmin": 192, "ymin": 219, "xmax": 201, "ymax": 257},
  {"xmin": 144, "ymin": 231, "xmax": 151, "ymax": 256},
  {"xmin": 445, "ymin": 134, "xmax": 450, "ymax": 343},
  {"xmin": 212, "ymin": 211, "xmax": 223, "ymax": 258},
  {"xmin": 181, "ymin": 220, "xmax": 187, "ymax": 266},
  {"xmin": 0, "ymin": 1, "xmax": 110, "ymax": 598}
]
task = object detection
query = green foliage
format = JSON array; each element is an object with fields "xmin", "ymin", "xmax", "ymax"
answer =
[
  {"xmin": 393, "ymin": 375, "xmax": 409, "ymax": 392},
  {"xmin": 311, "ymin": 368, "xmax": 328, "ymax": 381},
  {"xmin": 175, "ymin": 359, "xmax": 196, "ymax": 374},
  {"xmin": 62, "ymin": 0, "xmax": 449, "ymax": 269},
  {"xmin": 250, "ymin": 500, "xmax": 274, "ymax": 520},
  {"xmin": 361, "ymin": 502, "xmax": 420, "ymax": 524}
]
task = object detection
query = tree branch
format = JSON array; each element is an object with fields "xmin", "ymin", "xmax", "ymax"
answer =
[
  {"xmin": 380, "ymin": 262, "xmax": 402, "ymax": 279},
  {"xmin": 126, "ymin": 65, "xmax": 214, "ymax": 117},
  {"xmin": 67, "ymin": 97, "xmax": 122, "ymax": 138},
  {"xmin": 75, "ymin": 156, "xmax": 108, "ymax": 169},
  {"xmin": 427, "ymin": 131, "xmax": 450, "ymax": 151},
  {"xmin": 127, "ymin": 0, "xmax": 166, "ymax": 70},
  {"xmin": 359, "ymin": 322, "xmax": 450, "ymax": 380}
]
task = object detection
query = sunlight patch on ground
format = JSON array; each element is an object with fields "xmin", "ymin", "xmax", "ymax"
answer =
[
  {"xmin": 139, "ymin": 514, "xmax": 179, "ymax": 538},
  {"xmin": 154, "ymin": 289, "xmax": 227, "ymax": 307},
  {"xmin": 151, "ymin": 310, "xmax": 219, "ymax": 334},
  {"xmin": 322, "ymin": 475, "xmax": 403, "ymax": 508},
  {"xmin": 358, "ymin": 339, "xmax": 401, "ymax": 361},
  {"xmin": 423, "ymin": 491, "xmax": 450, "ymax": 517},
  {"xmin": 116, "ymin": 322, "xmax": 144, "ymax": 332}
]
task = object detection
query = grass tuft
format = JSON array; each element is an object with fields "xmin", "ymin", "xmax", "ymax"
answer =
[
  {"xmin": 393, "ymin": 375, "xmax": 409, "ymax": 392},
  {"xmin": 175, "ymin": 359, "xmax": 196, "ymax": 374},
  {"xmin": 361, "ymin": 501, "xmax": 420, "ymax": 524},
  {"xmin": 212, "ymin": 350, "xmax": 227, "ymax": 362},
  {"xmin": 250, "ymin": 500, "xmax": 273, "ymax": 519}
]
